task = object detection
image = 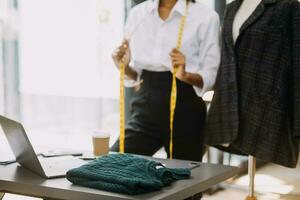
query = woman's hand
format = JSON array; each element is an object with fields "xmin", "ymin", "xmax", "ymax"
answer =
[
  {"xmin": 112, "ymin": 40, "xmax": 138, "ymax": 81},
  {"xmin": 170, "ymin": 48, "xmax": 204, "ymax": 88},
  {"xmin": 170, "ymin": 48, "xmax": 186, "ymax": 80},
  {"xmin": 112, "ymin": 40, "xmax": 131, "ymax": 69}
]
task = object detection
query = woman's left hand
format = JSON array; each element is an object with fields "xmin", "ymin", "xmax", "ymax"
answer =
[{"xmin": 170, "ymin": 48, "xmax": 186, "ymax": 80}]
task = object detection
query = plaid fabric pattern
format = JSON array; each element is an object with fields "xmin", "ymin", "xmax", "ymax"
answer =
[{"xmin": 205, "ymin": 0, "xmax": 300, "ymax": 168}]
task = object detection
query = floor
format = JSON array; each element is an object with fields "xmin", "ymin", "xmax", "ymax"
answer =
[
  {"xmin": 202, "ymin": 160, "xmax": 300, "ymax": 200},
  {"xmin": 203, "ymin": 189, "xmax": 300, "ymax": 200}
]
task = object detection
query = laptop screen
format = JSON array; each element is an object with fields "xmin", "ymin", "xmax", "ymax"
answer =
[{"xmin": 0, "ymin": 116, "xmax": 45, "ymax": 177}]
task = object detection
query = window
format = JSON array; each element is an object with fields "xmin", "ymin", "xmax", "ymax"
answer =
[{"xmin": 18, "ymin": 0, "xmax": 125, "ymax": 151}]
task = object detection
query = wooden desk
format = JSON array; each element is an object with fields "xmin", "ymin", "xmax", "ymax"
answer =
[{"xmin": 0, "ymin": 157, "xmax": 238, "ymax": 200}]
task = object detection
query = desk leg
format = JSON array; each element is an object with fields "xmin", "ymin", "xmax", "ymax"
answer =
[{"xmin": 0, "ymin": 193, "xmax": 5, "ymax": 200}]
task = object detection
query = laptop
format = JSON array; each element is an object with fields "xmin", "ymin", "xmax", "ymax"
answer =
[{"xmin": 0, "ymin": 115, "xmax": 85, "ymax": 178}]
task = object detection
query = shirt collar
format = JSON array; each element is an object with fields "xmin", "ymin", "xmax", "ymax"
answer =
[{"xmin": 148, "ymin": 0, "xmax": 187, "ymax": 16}]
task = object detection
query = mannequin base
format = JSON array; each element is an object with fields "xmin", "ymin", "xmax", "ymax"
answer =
[{"xmin": 245, "ymin": 196, "xmax": 258, "ymax": 200}]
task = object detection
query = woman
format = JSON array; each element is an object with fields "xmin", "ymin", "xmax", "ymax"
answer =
[{"xmin": 111, "ymin": 0, "xmax": 220, "ymax": 162}]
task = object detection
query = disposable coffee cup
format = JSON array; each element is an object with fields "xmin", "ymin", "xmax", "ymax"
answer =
[{"xmin": 92, "ymin": 131, "xmax": 110, "ymax": 156}]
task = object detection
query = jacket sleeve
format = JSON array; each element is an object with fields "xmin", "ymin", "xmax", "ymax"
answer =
[{"xmin": 293, "ymin": 1, "xmax": 300, "ymax": 138}]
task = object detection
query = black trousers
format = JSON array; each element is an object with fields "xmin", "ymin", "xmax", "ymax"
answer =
[{"xmin": 112, "ymin": 70, "xmax": 207, "ymax": 162}]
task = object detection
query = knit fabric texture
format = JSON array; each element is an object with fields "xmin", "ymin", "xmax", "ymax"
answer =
[{"xmin": 66, "ymin": 153, "xmax": 191, "ymax": 195}]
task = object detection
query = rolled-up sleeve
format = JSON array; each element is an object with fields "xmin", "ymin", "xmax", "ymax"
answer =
[
  {"xmin": 123, "ymin": 68, "xmax": 143, "ymax": 87},
  {"xmin": 191, "ymin": 13, "xmax": 221, "ymax": 97}
]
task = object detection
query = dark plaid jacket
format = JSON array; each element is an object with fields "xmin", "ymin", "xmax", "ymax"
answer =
[{"xmin": 205, "ymin": 0, "xmax": 300, "ymax": 168}]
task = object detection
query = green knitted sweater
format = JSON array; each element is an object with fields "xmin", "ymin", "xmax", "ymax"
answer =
[{"xmin": 66, "ymin": 153, "xmax": 191, "ymax": 195}]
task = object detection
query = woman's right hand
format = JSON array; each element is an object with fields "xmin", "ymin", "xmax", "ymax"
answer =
[{"xmin": 112, "ymin": 40, "xmax": 131, "ymax": 70}]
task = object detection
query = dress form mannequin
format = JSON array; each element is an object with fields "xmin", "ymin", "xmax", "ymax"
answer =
[
  {"xmin": 232, "ymin": 1, "xmax": 262, "ymax": 199},
  {"xmin": 233, "ymin": 0, "xmax": 262, "ymax": 43}
]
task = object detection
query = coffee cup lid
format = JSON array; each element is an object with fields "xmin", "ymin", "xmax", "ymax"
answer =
[{"xmin": 92, "ymin": 130, "xmax": 110, "ymax": 138}]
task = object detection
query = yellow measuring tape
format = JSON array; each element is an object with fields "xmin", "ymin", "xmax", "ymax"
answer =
[
  {"xmin": 119, "ymin": 1, "xmax": 189, "ymax": 156},
  {"xmin": 119, "ymin": 62, "xmax": 125, "ymax": 153},
  {"xmin": 169, "ymin": 1, "xmax": 189, "ymax": 159}
]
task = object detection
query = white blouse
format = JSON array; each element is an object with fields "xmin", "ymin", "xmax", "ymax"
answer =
[{"xmin": 124, "ymin": 0, "xmax": 221, "ymax": 97}]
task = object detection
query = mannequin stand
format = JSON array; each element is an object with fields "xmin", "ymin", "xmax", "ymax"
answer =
[{"xmin": 245, "ymin": 155, "xmax": 257, "ymax": 200}]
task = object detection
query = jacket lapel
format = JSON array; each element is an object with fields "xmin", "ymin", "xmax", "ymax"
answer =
[
  {"xmin": 224, "ymin": 0, "xmax": 280, "ymax": 48},
  {"xmin": 239, "ymin": 0, "xmax": 280, "ymax": 38},
  {"xmin": 223, "ymin": 0, "xmax": 243, "ymax": 49}
]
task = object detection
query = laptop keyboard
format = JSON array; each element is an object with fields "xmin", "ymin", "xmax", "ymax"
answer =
[{"xmin": 38, "ymin": 156, "xmax": 86, "ymax": 177}]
